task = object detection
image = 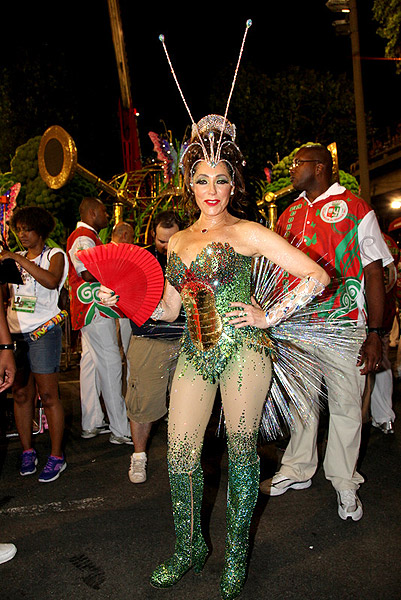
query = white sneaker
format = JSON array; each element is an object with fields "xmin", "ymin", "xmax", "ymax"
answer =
[
  {"xmin": 260, "ymin": 472, "xmax": 312, "ymax": 496},
  {"xmin": 128, "ymin": 452, "xmax": 147, "ymax": 483},
  {"xmin": 109, "ymin": 433, "xmax": 134, "ymax": 445},
  {"xmin": 337, "ymin": 489, "xmax": 363, "ymax": 521},
  {"xmin": 372, "ymin": 420, "xmax": 394, "ymax": 434},
  {"xmin": 81, "ymin": 424, "xmax": 110, "ymax": 439},
  {"xmin": 0, "ymin": 543, "xmax": 17, "ymax": 565}
]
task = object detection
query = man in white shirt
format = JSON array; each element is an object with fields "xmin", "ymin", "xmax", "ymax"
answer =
[{"xmin": 66, "ymin": 197, "xmax": 131, "ymax": 444}]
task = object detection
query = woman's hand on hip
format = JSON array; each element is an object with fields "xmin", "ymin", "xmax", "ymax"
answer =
[{"xmin": 226, "ymin": 296, "xmax": 267, "ymax": 329}]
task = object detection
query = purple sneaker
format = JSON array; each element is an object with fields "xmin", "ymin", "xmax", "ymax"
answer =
[
  {"xmin": 20, "ymin": 449, "xmax": 38, "ymax": 476},
  {"xmin": 38, "ymin": 455, "xmax": 67, "ymax": 483}
]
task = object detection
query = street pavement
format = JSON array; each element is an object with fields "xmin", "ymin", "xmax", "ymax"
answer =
[{"xmin": 0, "ymin": 355, "xmax": 400, "ymax": 600}]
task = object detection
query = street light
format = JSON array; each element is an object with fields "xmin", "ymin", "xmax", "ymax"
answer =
[
  {"xmin": 326, "ymin": 0, "xmax": 370, "ymax": 203},
  {"xmin": 326, "ymin": 0, "xmax": 350, "ymax": 13}
]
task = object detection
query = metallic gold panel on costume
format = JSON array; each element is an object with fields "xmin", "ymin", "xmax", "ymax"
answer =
[{"xmin": 181, "ymin": 281, "xmax": 223, "ymax": 352}]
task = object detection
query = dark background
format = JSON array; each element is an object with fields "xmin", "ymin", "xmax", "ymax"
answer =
[{"xmin": 1, "ymin": 1, "xmax": 400, "ymax": 179}]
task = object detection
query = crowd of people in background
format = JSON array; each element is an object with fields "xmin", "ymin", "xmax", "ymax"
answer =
[
  {"xmin": 0, "ymin": 200, "xmax": 192, "ymax": 489},
  {"xmin": 0, "ymin": 141, "xmax": 399, "ymax": 599}
]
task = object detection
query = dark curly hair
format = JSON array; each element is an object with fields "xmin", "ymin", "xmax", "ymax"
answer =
[
  {"xmin": 181, "ymin": 129, "xmax": 255, "ymax": 221},
  {"xmin": 10, "ymin": 206, "xmax": 55, "ymax": 240}
]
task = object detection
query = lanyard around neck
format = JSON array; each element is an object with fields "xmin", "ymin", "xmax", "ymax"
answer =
[{"xmin": 16, "ymin": 245, "xmax": 48, "ymax": 295}]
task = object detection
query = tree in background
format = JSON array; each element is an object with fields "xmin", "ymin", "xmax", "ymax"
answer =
[
  {"xmin": 373, "ymin": 0, "xmax": 401, "ymax": 75},
  {"xmin": 210, "ymin": 65, "xmax": 365, "ymax": 179},
  {"xmin": 0, "ymin": 47, "xmax": 79, "ymax": 174}
]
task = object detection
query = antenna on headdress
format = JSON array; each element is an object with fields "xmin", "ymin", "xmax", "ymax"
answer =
[
  {"xmin": 215, "ymin": 19, "xmax": 252, "ymax": 160},
  {"xmin": 158, "ymin": 33, "xmax": 197, "ymax": 129},
  {"xmin": 158, "ymin": 33, "xmax": 209, "ymax": 161},
  {"xmin": 159, "ymin": 19, "xmax": 252, "ymax": 165}
]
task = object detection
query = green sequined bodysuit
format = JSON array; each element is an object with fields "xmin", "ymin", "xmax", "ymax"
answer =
[{"xmin": 166, "ymin": 242, "xmax": 271, "ymax": 382}]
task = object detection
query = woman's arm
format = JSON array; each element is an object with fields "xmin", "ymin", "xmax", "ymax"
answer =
[
  {"xmin": 227, "ymin": 222, "xmax": 330, "ymax": 330},
  {"xmin": 99, "ymin": 278, "xmax": 183, "ymax": 322},
  {"xmin": 151, "ymin": 233, "xmax": 183, "ymax": 322},
  {"xmin": 0, "ymin": 250, "xmax": 65, "ymax": 290},
  {"xmin": 100, "ymin": 278, "xmax": 183, "ymax": 322},
  {"xmin": 243, "ymin": 221, "xmax": 330, "ymax": 285},
  {"xmin": 100, "ymin": 233, "xmax": 183, "ymax": 321},
  {"xmin": 151, "ymin": 279, "xmax": 182, "ymax": 322}
]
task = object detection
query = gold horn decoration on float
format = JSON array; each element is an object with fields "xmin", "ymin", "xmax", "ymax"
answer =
[
  {"xmin": 257, "ymin": 185, "xmax": 293, "ymax": 231},
  {"xmin": 38, "ymin": 125, "xmax": 135, "ymax": 221},
  {"xmin": 327, "ymin": 142, "xmax": 339, "ymax": 183}
]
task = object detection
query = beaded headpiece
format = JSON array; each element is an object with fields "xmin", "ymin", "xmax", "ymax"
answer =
[{"xmin": 158, "ymin": 19, "xmax": 252, "ymax": 176}]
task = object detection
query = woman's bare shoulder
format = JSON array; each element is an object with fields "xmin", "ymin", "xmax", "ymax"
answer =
[
  {"xmin": 167, "ymin": 228, "xmax": 191, "ymax": 254},
  {"xmin": 235, "ymin": 219, "xmax": 276, "ymax": 239},
  {"xmin": 232, "ymin": 219, "xmax": 283, "ymax": 257},
  {"xmin": 168, "ymin": 229, "xmax": 183, "ymax": 248}
]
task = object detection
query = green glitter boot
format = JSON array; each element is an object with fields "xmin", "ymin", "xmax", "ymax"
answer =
[
  {"xmin": 220, "ymin": 458, "xmax": 260, "ymax": 600},
  {"xmin": 150, "ymin": 463, "xmax": 208, "ymax": 588}
]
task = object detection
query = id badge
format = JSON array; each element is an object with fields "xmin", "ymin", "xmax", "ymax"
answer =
[{"xmin": 12, "ymin": 295, "xmax": 37, "ymax": 313}]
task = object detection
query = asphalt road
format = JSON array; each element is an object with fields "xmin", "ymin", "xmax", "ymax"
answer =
[{"xmin": 0, "ymin": 355, "xmax": 400, "ymax": 600}]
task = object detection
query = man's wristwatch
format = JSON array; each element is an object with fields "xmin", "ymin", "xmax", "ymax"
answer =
[{"xmin": 367, "ymin": 327, "xmax": 385, "ymax": 337}]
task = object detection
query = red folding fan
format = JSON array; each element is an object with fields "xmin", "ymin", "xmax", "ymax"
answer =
[{"xmin": 76, "ymin": 243, "xmax": 164, "ymax": 326}]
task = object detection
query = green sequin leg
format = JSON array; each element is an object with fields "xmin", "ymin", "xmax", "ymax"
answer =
[
  {"xmin": 150, "ymin": 462, "xmax": 208, "ymax": 588},
  {"xmin": 220, "ymin": 455, "xmax": 260, "ymax": 600}
]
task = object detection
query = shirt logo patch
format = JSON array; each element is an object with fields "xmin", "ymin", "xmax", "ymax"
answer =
[{"xmin": 320, "ymin": 200, "xmax": 348, "ymax": 223}]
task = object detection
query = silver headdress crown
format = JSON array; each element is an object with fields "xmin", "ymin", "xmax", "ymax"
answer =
[
  {"xmin": 158, "ymin": 19, "xmax": 252, "ymax": 172},
  {"xmin": 193, "ymin": 115, "xmax": 236, "ymax": 142}
]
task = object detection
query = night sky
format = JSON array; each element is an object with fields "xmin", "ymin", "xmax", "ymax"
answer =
[{"xmin": 1, "ymin": 0, "xmax": 400, "ymax": 180}]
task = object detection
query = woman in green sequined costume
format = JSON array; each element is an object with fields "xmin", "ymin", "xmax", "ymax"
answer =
[
  {"xmin": 147, "ymin": 117, "xmax": 330, "ymax": 600},
  {"xmin": 100, "ymin": 116, "xmax": 329, "ymax": 599}
]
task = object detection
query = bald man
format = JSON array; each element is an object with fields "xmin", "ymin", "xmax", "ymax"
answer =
[
  {"xmin": 66, "ymin": 197, "xmax": 131, "ymax": 444},
  {"xmin": 111, "ymin": 221, "xmax": 134, "ymax": 246}
]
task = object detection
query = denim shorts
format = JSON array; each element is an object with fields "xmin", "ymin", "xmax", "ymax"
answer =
[{"xmin": 13, "ymin": 325, "xmax": 62, "ymax": 375}]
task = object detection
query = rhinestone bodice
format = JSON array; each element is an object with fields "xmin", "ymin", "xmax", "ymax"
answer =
[{"xmin": 166, "ymin": 242, "xmax": 269, "ymax": 381}]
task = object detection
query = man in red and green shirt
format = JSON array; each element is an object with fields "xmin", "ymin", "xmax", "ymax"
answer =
[{"xmin": 260, "ymin": 144, "xmax": 392, "ymax": 521}]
